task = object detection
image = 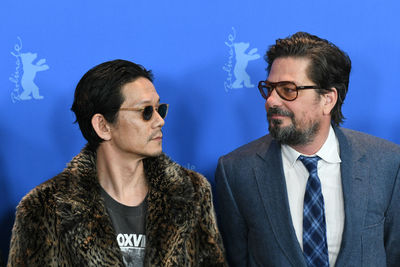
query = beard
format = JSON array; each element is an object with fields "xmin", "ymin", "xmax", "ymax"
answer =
[{"xmin": 267, "ymin": 107, "xmax": 320, "ymax": 146}]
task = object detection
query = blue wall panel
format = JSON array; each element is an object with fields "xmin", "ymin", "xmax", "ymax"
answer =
[{"xmin": 1, "ymin": 0, "xmax": 399, "ymax": 262}]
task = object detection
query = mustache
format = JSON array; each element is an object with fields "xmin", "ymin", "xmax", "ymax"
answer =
[
  {"xmin": 267, "ymin": 107, "xmax": 294, "ymax": 118},
  {"xmin": 148, "ymin": 130, "xmax": 163, "ymax": 141}
]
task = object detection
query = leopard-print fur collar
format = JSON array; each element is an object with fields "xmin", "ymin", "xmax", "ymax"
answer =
[{"xmin": 8, "ymin": 145, "xmax": 226, "ymax": 266}]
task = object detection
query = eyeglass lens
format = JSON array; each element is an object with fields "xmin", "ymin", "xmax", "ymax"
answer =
[
  {"xmin": 143, "ymin": 104, "xmax": 168, "ymax": 121},
  {"xmin": 261, "ymin": 82, "xmax": 298, "ymax": 101}
]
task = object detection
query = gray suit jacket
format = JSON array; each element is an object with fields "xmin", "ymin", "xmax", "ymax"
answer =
[{"xmin": 215, "ymin": 127, "xmax": 400, "ymax": 267}]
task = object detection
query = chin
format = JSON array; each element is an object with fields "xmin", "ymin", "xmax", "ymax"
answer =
[{"xmin": 148, "ymin": 148, "xmax": 163, "ymax": 157}]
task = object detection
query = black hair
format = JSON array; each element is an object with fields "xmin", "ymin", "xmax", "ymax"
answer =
[
  {"xmin": 265, "ymin": 32, "xmax": 351, "ymax": 126},
  {"xmin": 71, "ymin": 59, "xmax": 153, "ymax": 150}
]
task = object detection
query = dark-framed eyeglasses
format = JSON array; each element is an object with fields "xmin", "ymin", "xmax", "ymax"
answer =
[
  {"xmin": 119, "ymin": 103, "xmax": 169, "ymax": 121},
  {"xmin": 258, "ymin": 80, "xmax": 328, "ymax": 101}
]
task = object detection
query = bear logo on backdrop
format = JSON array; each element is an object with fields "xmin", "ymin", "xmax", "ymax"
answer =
[
  {"xmin": 184, "ymin": 163, "xmax": 196, "ymax": 171},
  {"xmin": 223, "ymin": 27, "xmax": 260, "ymax": 92},
  {"xmin": 9, "ymin": 37, "xmax": 49, "ymax": 103}
]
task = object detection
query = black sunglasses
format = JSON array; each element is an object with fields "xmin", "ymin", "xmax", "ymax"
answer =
[
  {"xmin": 119, "ymin": 103, "xmax": 169, "ymax": 121},
  {"xmin": 258, "ymin": 80, "xmax": 330, "ymax": 101}
]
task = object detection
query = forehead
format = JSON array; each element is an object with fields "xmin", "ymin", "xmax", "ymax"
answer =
[
  {"xmin": 268, "ymin": 57, "xmax": 312, "ymax": 84},
  {"xmin": 121, "ymin": 77, "xmax": 159, "ymax": 106}
]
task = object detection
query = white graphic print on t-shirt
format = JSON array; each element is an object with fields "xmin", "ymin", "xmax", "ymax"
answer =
[{"xmin": 117, "ymin": 233, "xmax": 146, "ymax": 266}]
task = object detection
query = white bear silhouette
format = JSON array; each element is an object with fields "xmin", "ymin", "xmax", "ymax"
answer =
[
  {"xmin": 19, "ymin": 52, "xmax": 49, "ymax": 100},
  {"xmin": 232, "ymin": 42, "xmax": 260, "ymax": 89}
]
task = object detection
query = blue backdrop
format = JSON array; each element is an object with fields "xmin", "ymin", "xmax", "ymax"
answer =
[{"xmin": 1, "ymin": 0, "xmax": 400, "ymax": 263}]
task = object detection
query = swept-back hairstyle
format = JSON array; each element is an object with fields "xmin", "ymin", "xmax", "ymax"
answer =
[
  {"xmin": 265, "ymin": 32, "xmax": 351, "ymax": 126},
  {"xmin": 71, "ymin": 59, "xmax": 153, "ymax": 150}
]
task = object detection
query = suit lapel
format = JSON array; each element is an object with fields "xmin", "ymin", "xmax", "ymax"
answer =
[
  {"xmin": 334, "ymin": 128, "xmax": 369, "ymax": 266},
  {"xmin": 251, "ymin": 128, "xmax": 369, "ymax": 266},
  {"xmin": 254, "ymin": 139, "xmax": 307, "ymax": 267}
]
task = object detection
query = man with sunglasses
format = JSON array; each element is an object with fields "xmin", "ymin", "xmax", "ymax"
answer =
[
  {"xmin": 215, "ymin": 32, "xmax": 400, "ymax": 267},
  {"xmin": 8, "ymin": 59, "xmax": 226, "ymax": 266}
]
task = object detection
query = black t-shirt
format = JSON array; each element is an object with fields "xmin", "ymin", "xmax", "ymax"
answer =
[{"xmin": 101, "ymin": 187, "xmax": 147, "ymax": 267}]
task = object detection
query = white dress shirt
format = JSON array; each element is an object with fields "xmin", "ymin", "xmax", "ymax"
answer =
[{"xmin": 281, "ymin": 126, "xmax": 344, "ymax": 266}]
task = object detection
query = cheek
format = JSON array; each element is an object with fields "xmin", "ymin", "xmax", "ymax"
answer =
[
  {"xmin": 297, "ymin": 107, "xmax": 321, "ymax": 126},
  {"xmin": 289, "ymin": 104, "xmax": 309, "ymax": 122},
  {"xmin": 119, "ymin": 120, "xmax": 144, "ymax": 141}
]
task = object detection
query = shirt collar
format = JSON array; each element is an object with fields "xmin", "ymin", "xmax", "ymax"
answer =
[{"xmin": 281, "ymin": 125, "xmax": 341, "ymax": 166}]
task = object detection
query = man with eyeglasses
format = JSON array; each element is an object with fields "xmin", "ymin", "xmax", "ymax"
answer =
[
  {"xmin": 215, "ymin": 32, "xmax": 400, "ymax": 267},
  {"xmin": 8, "ymin": 59, "xmax": 226, "ymax": 266}
]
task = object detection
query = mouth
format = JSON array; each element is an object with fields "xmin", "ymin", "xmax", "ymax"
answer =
[
  {"xmin": 148, "ymin": 129, "xmax": 163, "ymax": 141},
  {"xmin": 269, "ymin": 114, "xmax": 287, "ymax": 120},
  {"xmin": 152, "ymin": 136, "xmax": 162, "ymax": 141},
  {"xmin": 149, "ymin": 132, "xmax": 163, "ymax": 141}
]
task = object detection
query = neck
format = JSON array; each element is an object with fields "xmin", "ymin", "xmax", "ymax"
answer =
[{"xmin": 96, "ymin": 144, "xmax": 148, "ymax": 206}]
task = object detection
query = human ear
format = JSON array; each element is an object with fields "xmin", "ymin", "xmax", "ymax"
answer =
[
  {"xmin": 323, "ymin": 88, "xmax": 338, "ymax": 115},
  {"xmin": 91, "ymin": 114, "xmax": 112, "ymax": 141}
]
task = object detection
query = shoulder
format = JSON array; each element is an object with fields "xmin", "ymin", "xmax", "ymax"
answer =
[
  {"xmin": 17, "ymin": 174, "xmax": 62, "ymax": 212},
  {"xmin": 337, "ymin": 127, "xmax": 400, "ymax": 156},
  {"xmin": 185, "ymin": 168, "xmax": 212, "ymax": 196},
  {"xmin": 15, "ymin": 171, "xmax": 73, "ymax": 222},
  {"xmin": 11, "ymin": 173, "xmax": 69, "ymax": 251},
  {"xmin": 218, "ymin": 134, "xmax": 274, "ymax": 165},
  {"xmin": 144, "ymin": 153, "xmax": 212, "ymax": 199},
  {"xmin": 336, "ymin": 127, "xmax": 400, "ymax": 177},
  {"xmin": 145, "ymin": 154, "xmax": 214, "ymax": 228},
  {"xmin": 15, "ymin": 146, "xmax": 95, "ymax": 225}
]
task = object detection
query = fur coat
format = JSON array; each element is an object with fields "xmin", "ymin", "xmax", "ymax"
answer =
[{"xmin": 8, "ymin": 146, "xmax": 226, "ymax": 266}]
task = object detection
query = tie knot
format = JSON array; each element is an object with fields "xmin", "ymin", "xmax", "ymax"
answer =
[{"xmin": 298, "ymin": 155, "xmax": 320, "ymax": 174}]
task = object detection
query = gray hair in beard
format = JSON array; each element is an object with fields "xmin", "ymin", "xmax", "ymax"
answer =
[{"xmin": 267, "ymin": 107, "xmax": 320, "ymax": 146}]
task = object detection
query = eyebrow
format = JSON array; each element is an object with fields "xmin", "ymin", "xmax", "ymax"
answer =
[
  {"xmin": 134, "ymin": 98, "xmax": 160, "ymax": 106},
  {"xmin": 266, "ymin": 80, "xmax": 292, "ymax": 83}
]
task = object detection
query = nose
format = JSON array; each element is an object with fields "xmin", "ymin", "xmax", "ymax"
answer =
[
  {"xmin": 152, "ymin": 110, "xmax": 165, "ymax": 128},
  {"xmin": 265, "ymin": 88, "xmax": 281, "ymax": 109}
]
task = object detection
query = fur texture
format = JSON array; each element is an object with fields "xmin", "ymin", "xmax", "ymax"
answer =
[{"xmin": 8, "ymin": 146, "xmax": 226, "ymax": 266}]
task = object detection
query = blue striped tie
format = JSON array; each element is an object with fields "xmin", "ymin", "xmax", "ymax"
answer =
[{"xmin": 298, "ymin": 155, "xmax": 329, "ymax": 267}]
